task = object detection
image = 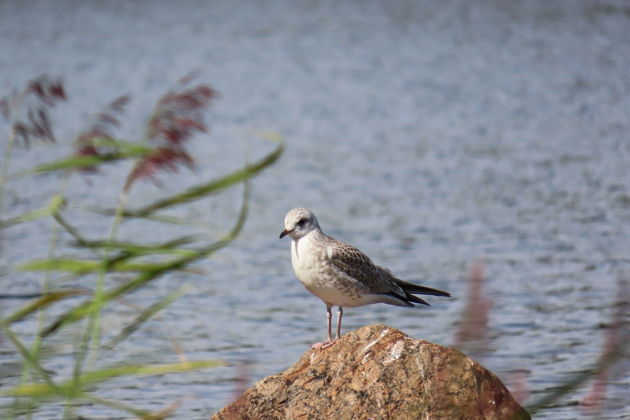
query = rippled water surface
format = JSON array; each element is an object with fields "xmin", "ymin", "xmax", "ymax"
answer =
[{"xmin": 1, "ymin": 1, "xmax": 629, "ymax": 418}]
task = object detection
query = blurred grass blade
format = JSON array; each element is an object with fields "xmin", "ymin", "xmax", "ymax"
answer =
[
  {"xmin": 89, "ymin": 137, "xmax": 153, "ymax": 155},
  {"xmin": 31, "ymin": 155, "xmax": 118, "ymax": 174},
  {"xmin": 80, "ymin": 394, "xmax": 182, "ymax": 419},
  {"xmin": 0, "ymin": 207, "xmax": 52, "ymax": 229},
  {"xmin": 1, "ymin": 360, "xmax": 224, "ymax": 399},
  {"xmin": 85, "ymin": 208, "xmax": 211, "ymax": 227},
  {"xmin": 53, "ymin": 210, "xmax": 90, "ymax": 246},
  {"xmin": 19, "ymin": 259, "xmax": 102, "ymax": 273},
  {"xmin": 18, "ymin": 156, "xmax": 117, "ymax": 176},
  {"xmin": 43, "ymin": 181, "xmax": 249, "ymax": 336},
  {"xmin": 11, "ymin": 139, "xmax": 155, "ymax": 177},
  {"xmin": 18, "ymin": 258, "xmax": 183, "ymax": 274},
  {"xmin": 79, "ymin": 394, "xmax": 149, "ymax": 418},
  {"xmin": 0, "ymin": 194, "xmax": 66, "ymax": 228},
  {"xmin": 84, "ymin": 360, "xmax": 226, "ymax": 386},
  {"xmin": 104, "ymin": 285, "xmax": 189, "ymax": 349},
  {"xmin": 73, "ymin": 235, "xmax": 201, "ymax": 257},
  {"xmin": 4, "ymin": 290, "xmax": 88, "ymax": 323}
]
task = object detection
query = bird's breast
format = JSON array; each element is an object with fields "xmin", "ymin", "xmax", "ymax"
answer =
[{"xmin": 290, "ymin": 237, "xmax": 322, "ymax": 287}]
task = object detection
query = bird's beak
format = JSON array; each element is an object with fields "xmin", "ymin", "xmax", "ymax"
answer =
[{"xmin": 279, "ymin": 229, "xmax": 291, "ymax": 239}]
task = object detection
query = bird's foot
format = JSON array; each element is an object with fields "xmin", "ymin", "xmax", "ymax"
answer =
[{"xmin": 311, "ymin": 339, "xmax": 336, "ymax": 350}]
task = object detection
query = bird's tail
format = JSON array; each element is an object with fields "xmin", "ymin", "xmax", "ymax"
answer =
[{"xmin": 395, "ymin": 279, "xmax": 451, "ymax": 297}]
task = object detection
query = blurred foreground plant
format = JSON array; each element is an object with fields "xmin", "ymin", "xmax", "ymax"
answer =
[
  {"xmin": 0, "ymin": 75, "xmax": 283, "ymax": 419},
  {"xmin": 454, "ymin": 261, "xmax": 629, "ymax": 418}
]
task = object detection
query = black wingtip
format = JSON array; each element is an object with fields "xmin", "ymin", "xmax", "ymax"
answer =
[
  {"xmin": 399, "ymin": 281, "xmax": 451, "ymax": 298},
  {"xmin": 407, "ymin": 294, "xmax": 431, "ymax": 306}
]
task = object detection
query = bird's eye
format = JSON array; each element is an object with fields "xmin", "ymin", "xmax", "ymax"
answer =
[{"xmin": 297, "ymin": 217, "xmax": 307, "ymax": 227}]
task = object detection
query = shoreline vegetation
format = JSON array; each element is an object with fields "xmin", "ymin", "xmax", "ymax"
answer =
[{"xmin": 0, "ymin": 75, "xmax": 283, "ymax": 419}]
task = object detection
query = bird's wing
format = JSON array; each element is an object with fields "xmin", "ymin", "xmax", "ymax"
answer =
[{"xmin": 327, "ymin": 238, "xmax": 394, "ymax": 292}]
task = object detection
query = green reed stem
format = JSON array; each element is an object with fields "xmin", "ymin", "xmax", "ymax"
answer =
[
  {"xmin": 18, "ymin": 176, "xmax": 69, "ymax": 420},
  {"xmin": 65, "ymin": 188, "xmax": 129, "ymax": 419}
]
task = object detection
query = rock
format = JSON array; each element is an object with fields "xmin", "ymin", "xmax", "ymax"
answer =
[{"xmin": 213, "ymin": 324, "xmax": 530, "ymax": 420}]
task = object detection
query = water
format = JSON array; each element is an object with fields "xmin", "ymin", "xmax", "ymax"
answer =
[{"xmin": 1, "ymin": 1, "xmax": 629, "ymax": 418}]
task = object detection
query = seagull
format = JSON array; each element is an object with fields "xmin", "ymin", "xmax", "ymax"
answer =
[{"xmin": 279, "ymin": 207, "xmax": 450, "ymax": 349}]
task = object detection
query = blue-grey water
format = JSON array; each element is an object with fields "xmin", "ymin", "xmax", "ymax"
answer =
[{"xmin": 1, "ymin": 1, "xmax": 629, "ymax": 419}]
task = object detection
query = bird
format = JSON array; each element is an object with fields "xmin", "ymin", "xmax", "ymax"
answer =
[{"xmin": 279, "ymin": 207, "xmax": 450, "ymax": 349}]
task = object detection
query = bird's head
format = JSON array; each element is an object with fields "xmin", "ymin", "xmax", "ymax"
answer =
[{"xmin": 279, "ymin": 208, "xmax": 320, "ymax": 240}]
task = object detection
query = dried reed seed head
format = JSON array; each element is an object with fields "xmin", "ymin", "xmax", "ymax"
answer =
[
  {"xmin": 126, "ymin": 80, "xmax": 216, "ymax": 190},
  {"xmin": 1, "ymin": 75, "xmax": 67, "ymax": 145},
  {"xmin": 76, "ymin": 94, "xmax": 131, "ymax": 146},
  {"xmin": 73, "ymin": 94, "xmax": 131, "ymax": 173},
  {"xmin": 108, "ymin": 94, "xmax": 130, "ymax": 111},
  {"xmin": 146, "ymin": 82, "xmax": 215, "ymax": 147},
  {"xmin": 27, "ymin": 76, "xmax": 66, "ymax": 105},
  {"xmin": 125, "ymin": 146, "xmax": 195, "ymax": 191}
]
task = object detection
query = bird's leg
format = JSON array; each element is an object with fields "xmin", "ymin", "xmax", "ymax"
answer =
[
  {"xmin": 326, "ymin": 304, "xmax": 333, "ymax": 341},
  {"xmin": 335, "ymin": 307, "xmax": 343, "ymax": 339},
  {"xmin": 312, "ymin": 304, "xmax": 336, "ymax": 349}
]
